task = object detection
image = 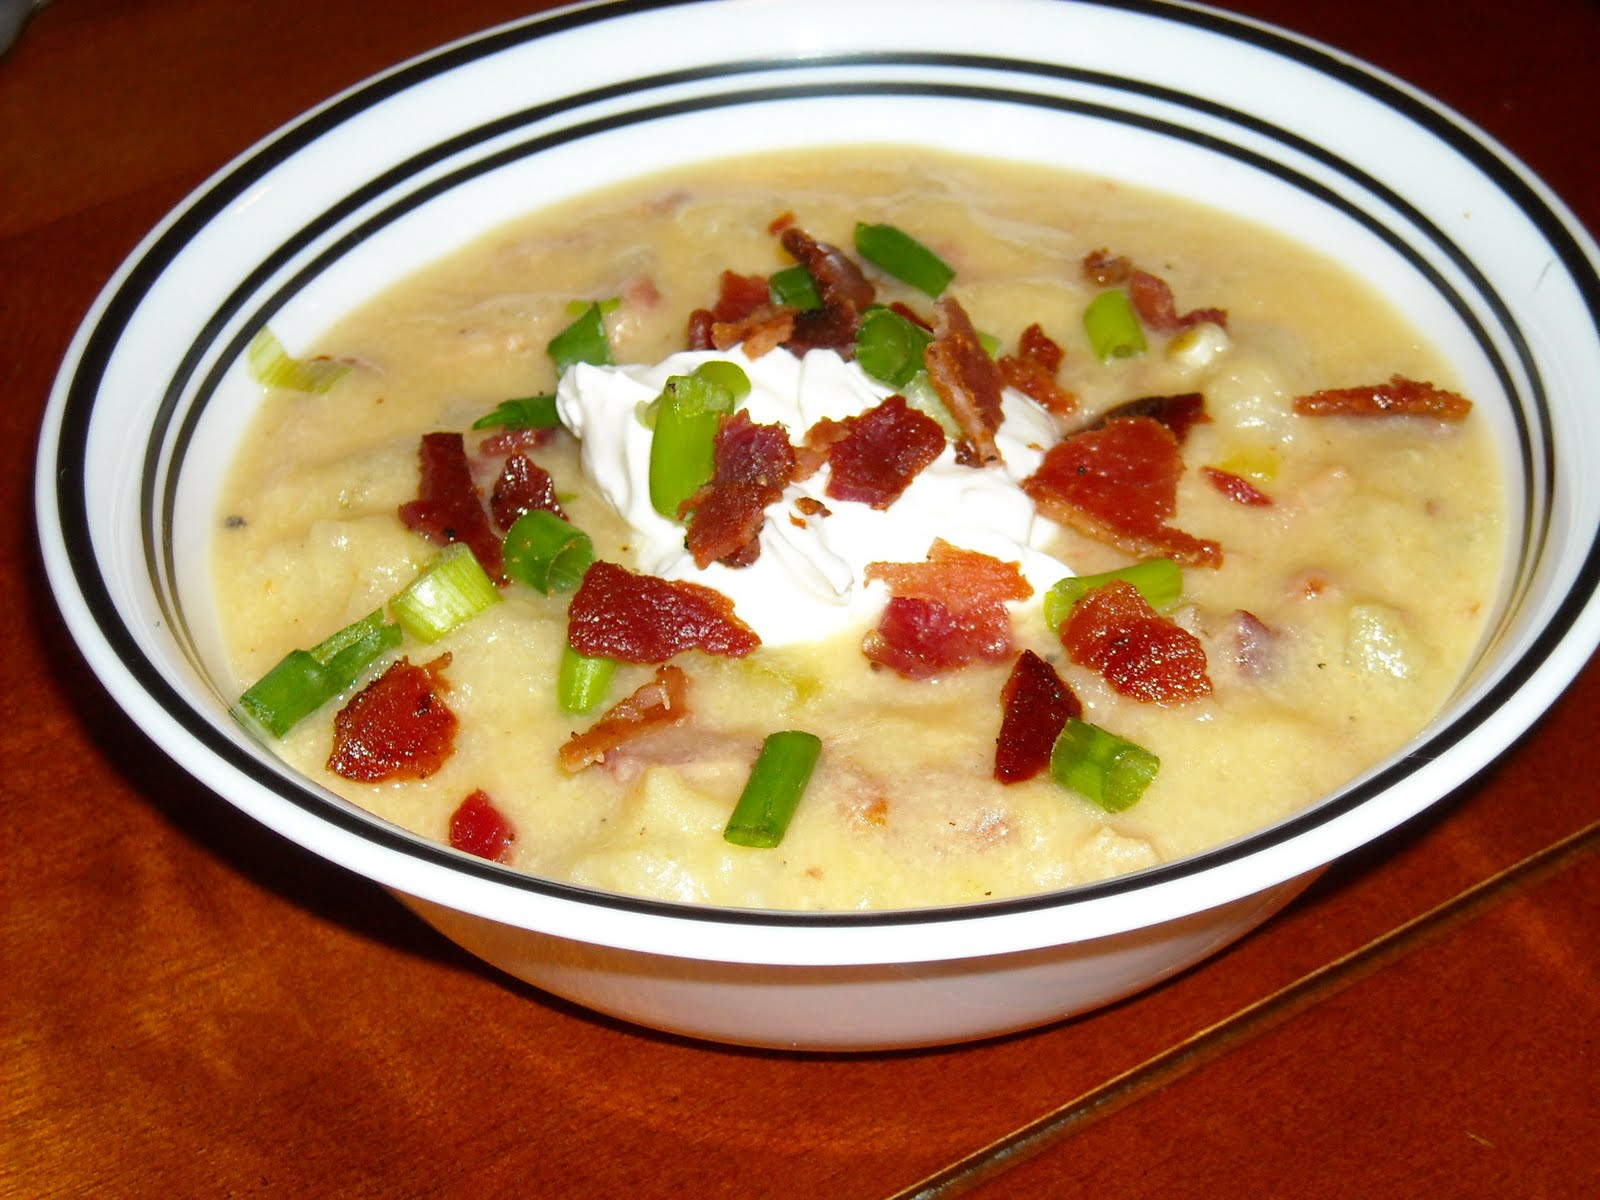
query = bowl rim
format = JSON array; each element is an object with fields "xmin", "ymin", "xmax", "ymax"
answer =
[{"xmin": 34, "ymin": 0, "xmax": 1600, "ymax": 964}]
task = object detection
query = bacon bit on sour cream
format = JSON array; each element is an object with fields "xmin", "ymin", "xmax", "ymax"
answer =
[
  {"xmin": 682, "ymin": 410, "xmax": 797, "ymax": 568},
  {"xmin": 861, "ymin": 540, "xmax": 1032, "ymax": 678}
]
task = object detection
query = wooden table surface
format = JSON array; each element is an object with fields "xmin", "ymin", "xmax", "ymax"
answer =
[{"xmin": 4, "ymin": 1, "xmax": 1597, "ymax": 1196}]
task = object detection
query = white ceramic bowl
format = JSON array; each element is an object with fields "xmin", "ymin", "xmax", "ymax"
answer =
[{"xmin": 36, "ymin": 0, "xmax": 1600, "ymax": 1050}]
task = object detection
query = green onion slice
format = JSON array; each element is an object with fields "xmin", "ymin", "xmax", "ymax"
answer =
[
  {"xmin": 855, "ymin": 305, "xmax": 933, "ymax": 388},
  {"xmin": 558, "ymin": 644, "xmax": 617, "ymax": 715},
  {"xmin": 246, "ymin": 327, "xmax": 349, "ymax": 394},
  {"xmin": 1050, "ymin": 719, "xmax": 1160, "ymax": 813},
  {"xmin": 853, "ymin": 222, "xmax": 955, "ymax": 298},
  {"xmin": 900, "ymin": 371, "xmax": 962, "ymax": 439},
  {"xmin": 1043, "ymin": 559, "xmax": 1183, "ymax": 630},
  {"xmin": 502, "ymin": 511, "xmax": 594, "ymax": 595},
  {"xmin": 769, "ymin": 264, "xmax": 823, "ymax": 311},
  {"xmin": 390, "ymin": 543, "xmax": 500, "ymax": 643},
  {"xmin": 548, "ymin": 302, "xmax": 614, "ymax": 374},
  {"xmin": 565, "ymin": 297, "xmax": 621, "ymax": 318},
  {"xmin": 471, "ymin": 394, "xmax": 561, "ymax": 431},
  {"xmin": 648, "ymin": 365, "xmax": 744, "ymax": 518},
  {"xmin": 723, "ymin": 731, "xmax": 824, "ymax": 849},
  {"xmin": 232, "ymin": 610, "xmax": 401, "ymax": 739},
  {"xmin": 1084, "ymin": 289, "xmax": 1148, "ymax": 361}
]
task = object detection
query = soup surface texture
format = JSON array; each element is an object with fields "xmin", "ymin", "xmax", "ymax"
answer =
[{"xmin": 214, "ymin": 147, "xmax": 1505, "ymax": 910}]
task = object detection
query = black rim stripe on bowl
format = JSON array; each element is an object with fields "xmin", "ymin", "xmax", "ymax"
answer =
[{"xmin": 54, "ymin": 1, "xmax": 1600, "ymax": 929}]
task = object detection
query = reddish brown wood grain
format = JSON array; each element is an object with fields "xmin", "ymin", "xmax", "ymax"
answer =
[{"xmin": 3, "ymin": 2, "xmax": 1596, "ymax": 1197}]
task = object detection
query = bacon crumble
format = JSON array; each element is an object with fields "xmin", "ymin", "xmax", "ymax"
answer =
[
  {"xmin": 779, "ymin": 226, "xmax": 875, "ymax": 356},
  {"xmin": 559, "ymin": 665, "xmax": 690, "ymax": 772},
  {"xmin": 1060, "ymin": 581, "xmax": 1212, "ymax": 704},
  {"xmin": 862, "ymin": 540, "xmax": 1032, "ymax": 678},
  {"xmin": 567, "ymin": 561, "xmax": 760, "ymax": 662},
  {"xmin": 994, "ymin": 650, "xmax": 1083, "ymax": 784},
  {"xmin": 1201, "ymin": 465, "xmax": 1273, "ymax": 507},
  {"xmin": 398, "ymin": 432, "xmax": 505, "ymax": 581},
  {"xmin": 925, "ymin": 296, "xmax": 1006, "ymax": 466},
  {"xmin": 808, "ymin": 393, "xmax": 945, "ymax": 510},
  {"xmin": 998, "ymin": 323, "xmax": 1077, "ymax": 417},
  {"xmin": 1023, "ymin": 416, "xmax": 1222, "ymax": 567},
  {"xmin": 681, "ymin": 410, "xmax": 798, "ymax": 568},
  {"xmin": 449, "ymin": 790, "xmax": 517, "ymax": 862},
  {"xmin": 490, "ymin": 451, "xmax": 566, "ymax": 532},
  {"xmin": 328, "ymin": 655, "xmax": 458, "ymax": 782},
  {"xmin": 1128, "ymin": 269, "xmax": 1228, "ymax": 334},
  {"xmin": 1293, "ymin": 375, "xmax": 1473, "ymax": 421}
]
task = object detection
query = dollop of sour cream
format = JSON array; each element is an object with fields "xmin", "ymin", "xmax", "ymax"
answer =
[{"xmin": 556, "ymin": 346, "xmax": 1070, "ymax": 647}]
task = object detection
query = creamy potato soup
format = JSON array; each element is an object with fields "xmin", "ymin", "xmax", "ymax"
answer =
[{"xmin": 214, "ymin": 147, "xmax": 1505, "ymax": 910}]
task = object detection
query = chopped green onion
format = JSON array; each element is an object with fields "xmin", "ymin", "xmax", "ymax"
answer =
[
  {"xmin": 723, "ymin": 731, "xmax": 823, "ymax": 848},
  {"xmin": 246, "ymin": 327, "xmax": 349, "ymax": 393},
  {"xmin": 853, "ymin": 222, "xmax": 955, "ymax": 298},
  {"xmin": 648, "ymin": 365, "xmax": 742, "ymax": 518},
  {"xmin": 977, "ymin": 329, "xmax": 1000, "ymax": 358},
  {"xmin": 855, "ymin": 305, "xmax": 933, "ymax": 387},
  {"xmin": 692, "ymin": 359, "xmax": 751, "ymax": 403},
  {"xmin": 1050, "ymin": 719, "xmax": 1159, "ymax": 812},
  {"xmin": 565, "ymin": 296, "xmax": 620, "ymax": 317},
  {"xmin": 231, "ymin": 610, "xmax": 401, "ymax": 739},
  {"xmin": 1084, "ymin": 290, "xmax": 1147, "ymax": 361},
  {"xmin": 390, "ymin": 543, "xmax": 500, "ymax": 643},
  {"xmin": 769, "ymin": 264, "xmax": 822, "ymax": 311},
  {"xmin": 548, "ymin": 302, "xmax": 614, "ymax": 373},
  {"xmin": 471, "ymin": 394, "xmax": 561, "ymax": 430},
  {"xmin": 558, "ymin": 644, "xmax": 617, "ymax": 714},
  {"xmin": 900, "ymin": 371, "xmax": 962, "ymax": 439},
  {"xmin": 1043, "ymin": 559, "xmax": 1184, "ymax": 630},
  {"xmin": 502, "ymin": 511, "xmax": 594, "ymax": 595}
]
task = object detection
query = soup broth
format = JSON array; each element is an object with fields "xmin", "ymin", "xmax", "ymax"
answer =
[{"xmin": 214, "ymin": 147, "xmax": 1505, "ymax": 909}]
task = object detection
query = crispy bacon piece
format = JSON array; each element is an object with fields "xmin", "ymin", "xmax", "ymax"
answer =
[
  {"xmin": 449, "ymin": 790, "xmax": 516, "ymax": 862},
  {"xmin": 994, "ymin": 649, "xmax": 1083, "ymax": 784},
  {"xmin": 559, "ymin": 665, "xmax": 689, "ymax": 772},
  {"xmin": 1061, "ymin": 580, "xmax": 1212, "ymax": 704},
  {"xmin": 1128, "ymin": 269, "xmax": 1228, "ymax": 333},
  {"xmin": 812, "ymin": 393, "xmax": 945, "ymax": 509},
  {"xmin": 1087, "ymin": 392, "xmax": 1209, "ymax": 443},
  {"xmin": 1023, "ymin": 416, "xmax": 1222, "ymax": 568},
  {"xmin": 1082, "ymin": 248, "xmax": 1132, "ymax": 286},
  {"xmin": 1201, "ymin": 465, "xmax": 1273, "ymax": 507},
  {"xmin": 567, "ymin": 561, "xmax": 759, "ymax": 662},
  {"xmin": 398, "ymin": 432, "xmax": 505, "ymax": 581},
  {"xmin": 328, "ymin": 655, "xmax": 458, "ymax": 782},
  {"xmin": 779, "ymin": 226, "xmax": 875, "ymax": 355},
  {"xmin": 999, "ymin": 324, "xmax": 1078, "ymax": 417},
  {"xmin": 687, "ymin": 270, "xmax": 775, "ymax": 350},
  {"xmin": 925, "ymin": 296, "xmax": 1006, "ymax": 466},
  {"xmin": 476, "ymin": 426, "xmax": 554, "ymax": 458},
  {"xmin": 862, "ymin": 540, "xmax": 1032, "ymax": 678},
  {"xmin": 1223, "ymin": 609, "xmax": 1279, "ymax": 681},
  {"xmin": 1293, "ymin": 375, "xmax": 1473, "ymax": 421},
  {"xmin": 490, "ymin": 451, "xmax": 565, "ymax": 532},
  {"xmin": 866, "ymin": 539, "xmax": 1034, "ymax": 609},
  {"xmin": 862, "ymin": 598, "xmax": 1010, "ymax": 679},
  {"xmin": 681, "ymin": 410, "xmax": 797, "ymax": 568}
]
